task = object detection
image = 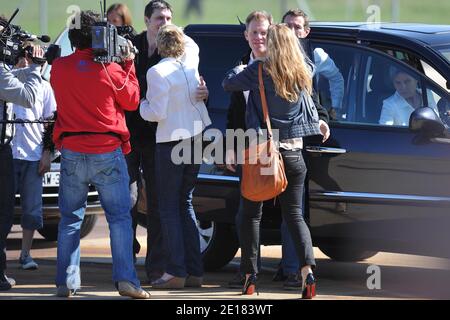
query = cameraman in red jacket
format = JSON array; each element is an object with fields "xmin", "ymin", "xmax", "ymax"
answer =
[{"xmin": 50, "ymin": 10, "xmax": 149, "ymax": 299}]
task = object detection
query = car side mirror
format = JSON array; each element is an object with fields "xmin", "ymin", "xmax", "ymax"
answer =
[{"xmin": 409, "ymin": 107, "xmax": 446, "ymax": 137}]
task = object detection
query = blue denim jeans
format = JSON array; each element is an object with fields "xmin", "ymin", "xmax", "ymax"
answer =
[
  {"xmin": 14, "ymin": 159, "xmax": 43, "ymax": 230},
  {"xmin": 0, "ymin": 145, "xmax": 14, "ymax": 272},
  {"xmin": 56, "ymin": 148, "xmax": 140, "ymax": 288},
  {"xmin": 155, "ymin": 140, "xmax": 203, "ymax": 278}
]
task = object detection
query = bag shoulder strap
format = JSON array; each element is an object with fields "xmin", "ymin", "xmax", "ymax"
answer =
[{"xmin": 258, "ymin": 63, "xmax": 273, "ymax": 138}]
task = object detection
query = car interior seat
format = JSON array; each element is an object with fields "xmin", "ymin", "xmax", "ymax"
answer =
[{"xmin": 364, "ymin": 62, "xmax": 396, "ymax": 124}]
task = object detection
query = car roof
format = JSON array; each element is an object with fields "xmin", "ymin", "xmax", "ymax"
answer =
[
  {"xmin": 185, "ymin": 23, "xmax": 450, "ymax": 47},
  {"xmin": 309, "ymin": 22, "xmax": 450, "ymax": 47}
]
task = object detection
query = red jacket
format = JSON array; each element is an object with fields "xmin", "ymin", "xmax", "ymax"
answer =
[{"xmin": 51, "ymin": 49, "xmax": 139, "ymax": 154}]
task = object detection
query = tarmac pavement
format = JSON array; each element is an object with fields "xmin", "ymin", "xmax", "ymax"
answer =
[{"xmin": 2, "ymin": 215, "xmax": 450, "ymax": 300}]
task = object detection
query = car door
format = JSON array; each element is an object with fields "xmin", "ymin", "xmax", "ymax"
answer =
[{"xmin": 305, "ymin": 41, "xmax": 450, "ymax": 258}]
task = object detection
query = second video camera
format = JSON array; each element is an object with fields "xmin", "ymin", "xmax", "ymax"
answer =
[
  {"xmin": 91, "ymin": 22, "xmax": 138, "ymax": 63},
  {"xmin": 0, "ymin": 9, "xmax": 60, "ymax": 66}
]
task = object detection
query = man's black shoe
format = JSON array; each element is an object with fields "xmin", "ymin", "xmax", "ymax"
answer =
[
  {"xmin": 227, "ymin": 273, "xmax": 246, "ymax": 289},
  {"xmin": 272, "ymin": 266, "xmax": 287, "ymax": 282},
  {"xmin": 283, "ymin": 273, "xmax": 302, "ymax": 291},
  {"xmin": 0, "ymin": 274, "xmax": 15, "ymax": 291}
]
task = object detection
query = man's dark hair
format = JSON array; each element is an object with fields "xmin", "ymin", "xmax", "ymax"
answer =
[
  {"xmin": 282, "ymin": 9, "xmax": 310, "ymax": 30},
  {"xmin": 68, "ymin": 10, "xmax": 101, "ymax": 50},
  {"xmin": 144, "ymin": 0, "xmax": 173, "ymax": 19}
]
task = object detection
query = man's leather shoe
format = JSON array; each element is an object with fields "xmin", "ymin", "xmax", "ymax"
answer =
[
  {"xmin": 56, "ymin": 285, "xmax": 75, "ymax": 297},
  {"xmin": 227, "ymin": 273, "xmax": 246, "ymax": 288},
  {"xmin": 283, "ymin": 273, "xmax": 302, "ymax": 291},
  {"xmin": 0, "ymin": 274, "xmax": 15, "ymax": 291},
  {"xmin": 185, "ymin": 275, "xmax": 203, "ymax": 288},
  {"xmin": 117, "ymin": 281, "xmax": 151, "ymax": 299}
]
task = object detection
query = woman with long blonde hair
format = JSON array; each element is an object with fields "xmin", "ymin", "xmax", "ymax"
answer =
[{"xmin": 223, "ymin": 23, "xmax": 322, "ymax": 299}]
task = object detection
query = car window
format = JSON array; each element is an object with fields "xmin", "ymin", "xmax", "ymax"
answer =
[
  {"xmin": 188, "ymin": 34, "xmax": 249, "ymax": 112},
  {"xmin": 372, "ymin": 45, "xmax": 449, "ymax": 93},
  {"xmin": 310, "ymin": 42, "xmax": 358, "ymax": 122},
  {"xmin": 420, "ymin": 59, "xmax": 449, "ymax": 93},
  {"xmin": 427, "ymin": 86, "xmax": 450, "ymax": 127},
  {"xmin": 357, "ymin": 51, "xmax": 448, "ymax": 127},
  {"xmin": 312, "ymin": 42, "xmax": 450, "ymax": 128},
  {"xmin": 360, "ymin": 55, "xmax": 425, "ymax": 126},
  {"xmin": 437, "ymin": 46, "xmax": 450, "ymax": 63}
]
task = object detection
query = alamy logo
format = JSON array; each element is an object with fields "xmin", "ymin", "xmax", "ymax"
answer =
[
  {"xmin": 169, "ymin": 121, "xmax": 281, "ymax": 175},
  {"xmin": 366, "ymin": 264, "xmax": 381, "ymax": 290},
  {"xmin": 366, "ymin": 5, "xmax": 381, "ymax": 30},
  {"xmin": 66, "ymin": 5, "xmax": 81, "ymax": 30}
]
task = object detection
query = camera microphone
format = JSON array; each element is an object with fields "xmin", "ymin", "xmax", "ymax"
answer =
[
  {"xmin": 39, "ymin": 35, "xmax": 51, "ymax": 43},
  {"xmin": 18, "ymin": 32, "xmax": 51, "ymax": 43}
]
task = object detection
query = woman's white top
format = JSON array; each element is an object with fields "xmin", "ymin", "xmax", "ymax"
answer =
[{"xmin": 140, "ymin": 54, "xmax": 211, "ymax": 143}]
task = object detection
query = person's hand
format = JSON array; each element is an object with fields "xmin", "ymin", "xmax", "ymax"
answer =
[
  {"xmin": 38, "ymin": 150, "xmax": 52, "ymax": 176},
  {"xmin": 225, "ymin": 149, "xmax": 237, "ymax": 173},
  {"xmin": 319, "ymin": 119, "xmax": 330, "ymax": 143},
  {"xmin": 122, "ymin": 40, "xmax": 136, "ymax": 61},
  {"xmin": 195, "ymin": 76, "xmax": 209, "ymax": 102},
  {"xmin": 31, "ymin": 46, "xmax": 45, "ymax": 59},
  {"xmin": 26, "ymin": 45, "xmax": 46, "ymax": 66}
]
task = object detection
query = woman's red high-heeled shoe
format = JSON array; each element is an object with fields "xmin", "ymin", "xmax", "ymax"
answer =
[
  {"xmin": 301, "ymin": 273, "xmax": 316, "ymax": 299},
  {"xmin": 242, "ymin": 274, "xmax": 258, "ymax": 295}
]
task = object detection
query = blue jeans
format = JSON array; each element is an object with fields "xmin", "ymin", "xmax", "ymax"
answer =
[
  {"xmin": 14, "ymin": 159, "xmax": 43, "ymax": 230},
  {"xmin": 155, "ymin": 140, "xmax": 203, "ymax": 278},
  {"xmin": 56, "ymin": 148, "xmax": 140, "ymax": 288}
]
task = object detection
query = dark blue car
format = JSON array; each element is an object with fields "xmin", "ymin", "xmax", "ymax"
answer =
[
  {"xmin": 184, "ymin": 22, "xmax": 450, "ymax": 269},
  {"xmin": 37, "ymin": 22, "xmax": 450, "ymax": 271}
]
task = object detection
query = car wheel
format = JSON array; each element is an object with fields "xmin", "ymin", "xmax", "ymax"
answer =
[
  {"xmin": 200, "ymin": 221, "xmax": 239, "ymax": 271},
  {"xmin": 319, "ymin": 245, "xmax": 378, "ymax": 262},
  {"xmin": 135, "ymin": 212, "xmax": 239, "ymax": 271},
  {"xmin": 38, "ymin": 215, "xmax": 98, "ymax": 241}
]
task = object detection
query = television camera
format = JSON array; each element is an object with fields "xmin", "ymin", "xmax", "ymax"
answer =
[
  {"xmin": 0, "ymin": 9, "xmax": 60, "ymax": 66},
  {"xmin": 91, "ymin": 0, "xmax": 138, "ymax": 63}
]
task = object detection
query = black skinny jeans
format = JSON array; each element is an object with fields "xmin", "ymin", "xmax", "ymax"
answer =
[{"xmin": 240, "ymin": 149, "xmax": 316, "ymax": 275}]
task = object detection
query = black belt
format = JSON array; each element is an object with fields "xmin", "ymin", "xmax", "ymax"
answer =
[
  {"xmin": 158, "ymin": 134, "xmax": 202, "ymax": 146},
  {"xmin": 61, "ymin": 131, "xmax": 122, "ymax": 140}
]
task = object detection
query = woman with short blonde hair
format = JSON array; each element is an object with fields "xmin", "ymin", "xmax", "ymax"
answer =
[
  {"xmin": 156, "ymin": 24, "xmax": 185, "ymax": 58},
  {"xmin": 140, "ymin": 24, "xmax": 211, "ymax": 289}
]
